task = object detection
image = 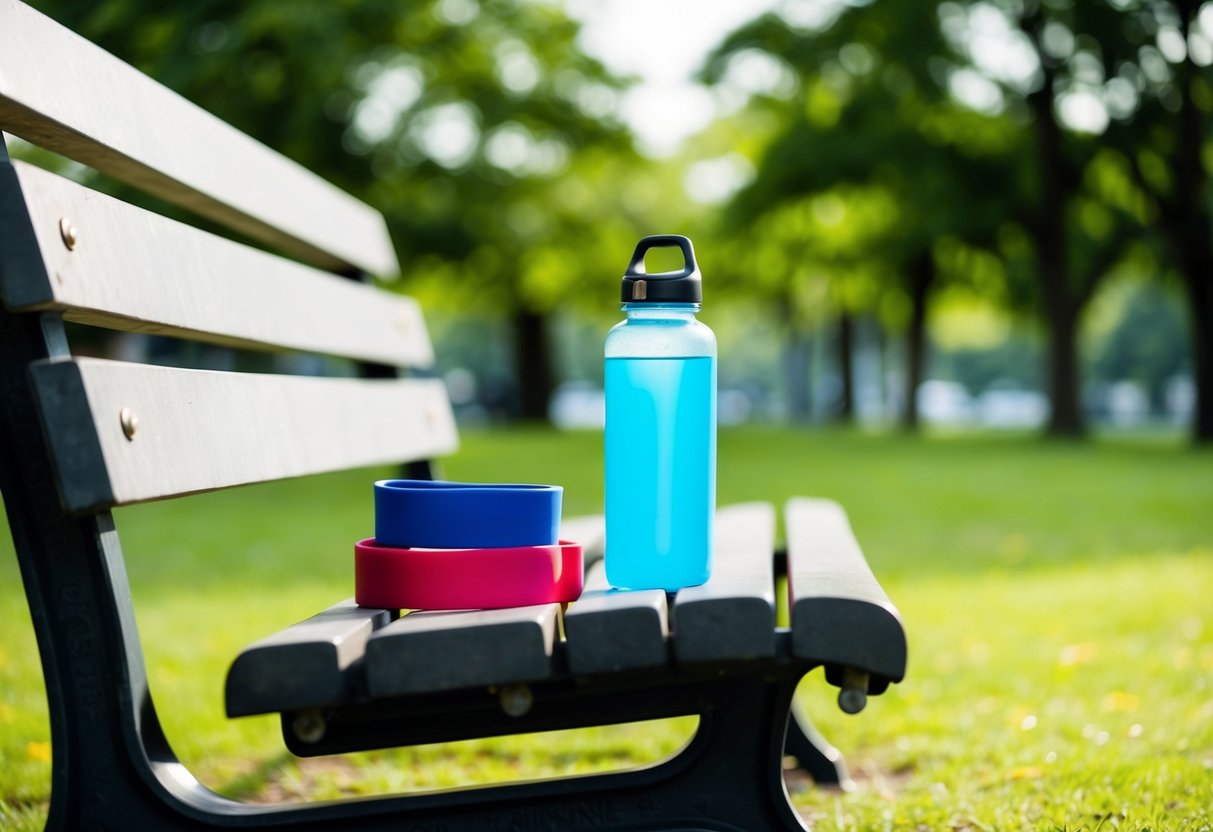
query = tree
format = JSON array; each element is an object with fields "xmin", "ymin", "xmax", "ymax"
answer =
[
  {"xmin": 33, "ymin": 0, "xmax": 639, "ymax": 420},
  {"xmin": 942, "ymin": 1, "xmax": 1154, "ymax": 437},
  {"xmin": 1087, "ymin": 0, "xmax": 1213, "ymax": 443},
  {"xmin": 701, "ymin": 3, "xmax": 1013, "ymax": 428}
]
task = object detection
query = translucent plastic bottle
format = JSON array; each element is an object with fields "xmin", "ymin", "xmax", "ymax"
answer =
[{"xmin": 604, "ymin": 235, "xmax": 717, "ymax": 591}]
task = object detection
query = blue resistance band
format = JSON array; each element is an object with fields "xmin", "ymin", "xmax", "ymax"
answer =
[{"xmin": 374, "ymin": 479, "xmax": 563, "ymax": 549}]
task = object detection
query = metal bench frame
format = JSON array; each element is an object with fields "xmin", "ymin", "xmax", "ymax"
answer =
[{"xmin": 0, "ymin": 3, "xmax": 905, "ymax": 829}]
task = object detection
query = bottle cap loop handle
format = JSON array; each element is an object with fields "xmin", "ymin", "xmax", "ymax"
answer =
[
  {"xmin": 625, "ymin": 234, "xmax": 698, "ymax": 278},
  {"xmin": 620, "ymin": 234, "xmax": 702, "ymax": 304}
]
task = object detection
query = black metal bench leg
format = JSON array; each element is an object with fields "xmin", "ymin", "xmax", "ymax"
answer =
[
  {"xmin": 784, "ymin": 697, "xmax": 854, "ymax": 790},
  {"xmin": 404, "ymin": 672, "xmax": 814, "ymax": 832},
  {"xmin": 673, "ymin": 674, "xmax": 811, "ymax": 830},
  {"xmin": 281, "ymin": 671, "xmax": 812, "ymax": 832}
]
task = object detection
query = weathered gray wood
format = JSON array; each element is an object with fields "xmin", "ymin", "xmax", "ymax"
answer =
[
  {"xmin": 365, "ymin": 605, "xmax": 559, "ymax": 697},
  {"xmin": 559, "ymin": 514, "xmax": 605, "ymax": 561},
  {"xmin": 671, "ymin": 502, "xmax": 777, "ymax": 662},
  {"xmin": 2, "ymin": 162, "xmax": 431, "ymax": 365},
  {"xmin": 785, "ymin": 498, "xmax": 906, "ymax": 686},
  {"xmin": 0, "ymin": 0, "xmax": 397, "ymax": 277},
  {"xmin": 564, "ymin": 561, "xmax": 669, "ymax": 675},
  {"xmin": 225, "ymin": 599, "xmax": 392, "ymax": 718},
  {"xmin": 28, "ymin": 357, "xmax": 458, "ymax": 512}
]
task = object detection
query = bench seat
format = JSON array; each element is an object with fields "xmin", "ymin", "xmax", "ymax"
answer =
[{"xmin": 226, "ymin": 500, "xmax": 905, "ymax": 758}]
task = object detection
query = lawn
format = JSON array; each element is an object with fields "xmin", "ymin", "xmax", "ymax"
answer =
[{"xmin": 1, "ymin": 427, "xmax": 1211, "ymax": 830}]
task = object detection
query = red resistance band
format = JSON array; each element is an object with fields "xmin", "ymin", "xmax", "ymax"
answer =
[{"xmin": 355, "ymin": 539, "xmax": 584, "ymax": 611}]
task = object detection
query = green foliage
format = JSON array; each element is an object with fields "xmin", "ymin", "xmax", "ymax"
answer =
[
  {"xmin": 30, "ymin": 0, "xmax": 645, "ymax": 314},
  {"xmin": 700, "ymin": 2, "xmax": 1021, "ymax": 327},
  {"xmin": 1085, "ymin": 278, "xmax": 1191, "ymax": 404}
]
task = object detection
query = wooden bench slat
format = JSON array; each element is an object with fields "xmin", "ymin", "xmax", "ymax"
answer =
[
  {"xmin": 785, "ymin": 498, "xmax": 906, "ymax": 686},
  {"xmin": 564, "ymin": 561, "xmax": 669, "ymax": 675},
  {"xmin": 365, "ymin": 605, "xmax": 559, "ymax": 697},
  {"xmin": 1, "ymin": 161, "xmax": 432, "ymax": 365},
  {"xmin": 671, "ymin": 502, "xmax": 777, "ymax": 662},
  {"xmin": 559, "ymin": 514, "xmax": 606, "ymax": 561},
  {"xmin": 224, "ymin": 599, "xmax": 392, "ymax": 718},
  {"xmin": 28, "ymin": 357, "xmax": 458, "ymax": 512},
  {"xmin": 0, "ymin": 0, "xmax": 397, "ymax": 277}
]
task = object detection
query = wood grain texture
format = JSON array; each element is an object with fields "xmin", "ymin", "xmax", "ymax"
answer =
[
  {"xmin": 785, "ymin": 497, "xmax": 906, "ymax": 685},
  {"xmin": 225, "ymin": 599, "xmax": 392, "ymax": 717},
  {"xmin": 671, "ymin": 502, "xmax": 778, "ymax": 662},
  {"xmin": 6, "ymin": 162, "xmax": 431, "ymax": 364},
  {"xmin": 28, "ymin": 357, "xmax": 458, "ymax": 511},
  {"xmin": 0, "ymin": 0, "xmax": 397, "ymax": 277},
  {"xmin": 365, "ymin": 605, "xmax": 558, "ymax": 697},
  {"xmin": 564, "ymin": 561, "xmax": 669, "ymax": 675}
]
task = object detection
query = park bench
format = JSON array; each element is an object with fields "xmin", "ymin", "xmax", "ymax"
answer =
[{"xmin": 0, "ymin": 2, "xmax": 907, "ymax": 829}]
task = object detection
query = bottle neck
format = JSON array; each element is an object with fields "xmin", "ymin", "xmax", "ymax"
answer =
[{"xmin": 622, "ymin": 302, "xmax": 700, "ymax": 321}]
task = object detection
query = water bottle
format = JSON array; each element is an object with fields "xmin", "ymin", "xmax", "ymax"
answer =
[{"xmin": 604, "ymin": 235, "xmax": 717, "ymax": 591}]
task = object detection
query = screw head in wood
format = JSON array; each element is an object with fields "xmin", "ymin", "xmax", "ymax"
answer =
[
  {"xmin": 119, "ymin": 407, "xmax": 139, "ymax": 440},
  {"xmin": 59, "ymin": 217, "xmax": 79, "ymax": 250}
]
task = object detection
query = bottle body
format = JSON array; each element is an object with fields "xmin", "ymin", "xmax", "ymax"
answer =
[{"xmin": 604, "ymin": 304, "xmax": 717, "ymax": 591}]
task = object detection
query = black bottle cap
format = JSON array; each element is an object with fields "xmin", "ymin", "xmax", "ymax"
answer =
[{"xmin": 620, "ymin": 235, "xmax": 702, "ymax": 304}]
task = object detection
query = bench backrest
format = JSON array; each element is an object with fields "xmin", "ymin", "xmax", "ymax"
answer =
[{"xmin": 0, "ymin": 0, "xmax": 458, "ymax": 516}]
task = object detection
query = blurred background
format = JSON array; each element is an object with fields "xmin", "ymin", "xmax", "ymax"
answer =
[
  {"xmin": 16, "ymin": 0, "xmax": 1211, "ymax": 443},
  {"xmin": 4, "ymin": 4, "xmax": 1213, "ymax": 827}
]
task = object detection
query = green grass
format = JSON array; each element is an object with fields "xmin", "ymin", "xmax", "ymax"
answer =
[{"xmin": 2, "ymin": 427, "xmax": 1211, "ymax": 830}]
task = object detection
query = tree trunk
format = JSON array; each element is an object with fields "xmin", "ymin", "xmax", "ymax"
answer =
[
  {"xmin": 1182, "ymin": 275, "xmax": 1213, "ymax": 442},
  {"xmin": 1171, "ymin": 2, "xmax": 1213, "ymax": 443},
  {"xmin": 778, "ymin": 294, "xmax": 813, "ymax": 422},
  {"xmin": 783, "ymin": 329, "xmax": 813, "ymax": 423},
  {"xmin": 511, "ymin": 308, "xmax": 554, "ymax": 423},
  {"xmin": 902, "ymin": 252, "xmax": 935, "ymax": 431},
  {"xmin": 1044, "ymin": 301, "xmax": 1084, "ymax": 437},
  {"xmin": 836, "ymin": 310, "xmax": 855, "ymax": 423},
  {"xmin": 1027, "ymin": 45, "xmax": 1086, "ymax": 438}
]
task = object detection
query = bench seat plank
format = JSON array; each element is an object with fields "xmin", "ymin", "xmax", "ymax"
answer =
[
  {"xmin": 28, "ymin": 357, "xmax": 458, "ymax": 511},
  {"xmin": 563, "ymin": 561, "xmax": 669, "ymax": 675},
  {"xmin": 671, "ymin": 502, "xmax": 777, "ymax": 663},
  {"xmin": 785, "ymin": 497, "xmax": 906, "ymax": 689},
  {"xmin": 0, "ymin": 0, "xmax": 397, "ymax": 277},
  {"xmin": 2, "ymin": 162, "xmax": 432, "ymax": 366},
  {"xmin": 225, "ymin": 599, "xmax": 392, "ymax": 717},
  {"xmin": 559, "ymin": 514, "xmax": 605, "ymax": 562},
  {"xmin": 365, "ymin": 605, "xmax": 560, "ymax": 697}
]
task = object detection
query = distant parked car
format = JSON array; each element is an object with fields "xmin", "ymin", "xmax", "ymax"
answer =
[
  {"xmin": 917, "ymin": 380, "xmax": 973, "ymax": 426},
  {"xmin": 976, "ymin": 387, "xmax": 1048, "ymax": 428},
  {"xmin": 549, "ymin": 382, "xmax": 605, "ymax": 429}
]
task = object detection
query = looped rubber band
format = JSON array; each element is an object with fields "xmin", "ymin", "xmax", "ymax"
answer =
[
  {"xmin": 355, "ymin": 539, "xmax": 584, "ymax": 610},
  {"xmin": 374, "ymin": 479, "xmax": 562, "ymax": 549}
]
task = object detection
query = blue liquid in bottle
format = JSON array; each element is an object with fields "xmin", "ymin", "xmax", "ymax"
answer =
[{"xmin": 605, "ymin": 304, "xmax": 717, "ymax": 591}]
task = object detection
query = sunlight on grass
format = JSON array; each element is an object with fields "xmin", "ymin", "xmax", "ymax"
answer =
[
  {"xmin": 792, "ymin": 553, "xmax": 1213, "ymax": 829},
  {"xmin": 2, "ymin": 428, "xmax": 1211, "ymax": 830}
]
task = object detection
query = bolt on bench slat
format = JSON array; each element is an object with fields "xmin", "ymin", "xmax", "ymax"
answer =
[
  {"xmin": 1, "ymin": 162, "xmax": 432, "ymax": 366},
  {"xmin": 225, "ymin": 599, "xmax": 393, "ymax": 718},
  {"xmin": 28, "ymin": 357, "xmax": 458, "ymax": 511}
]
